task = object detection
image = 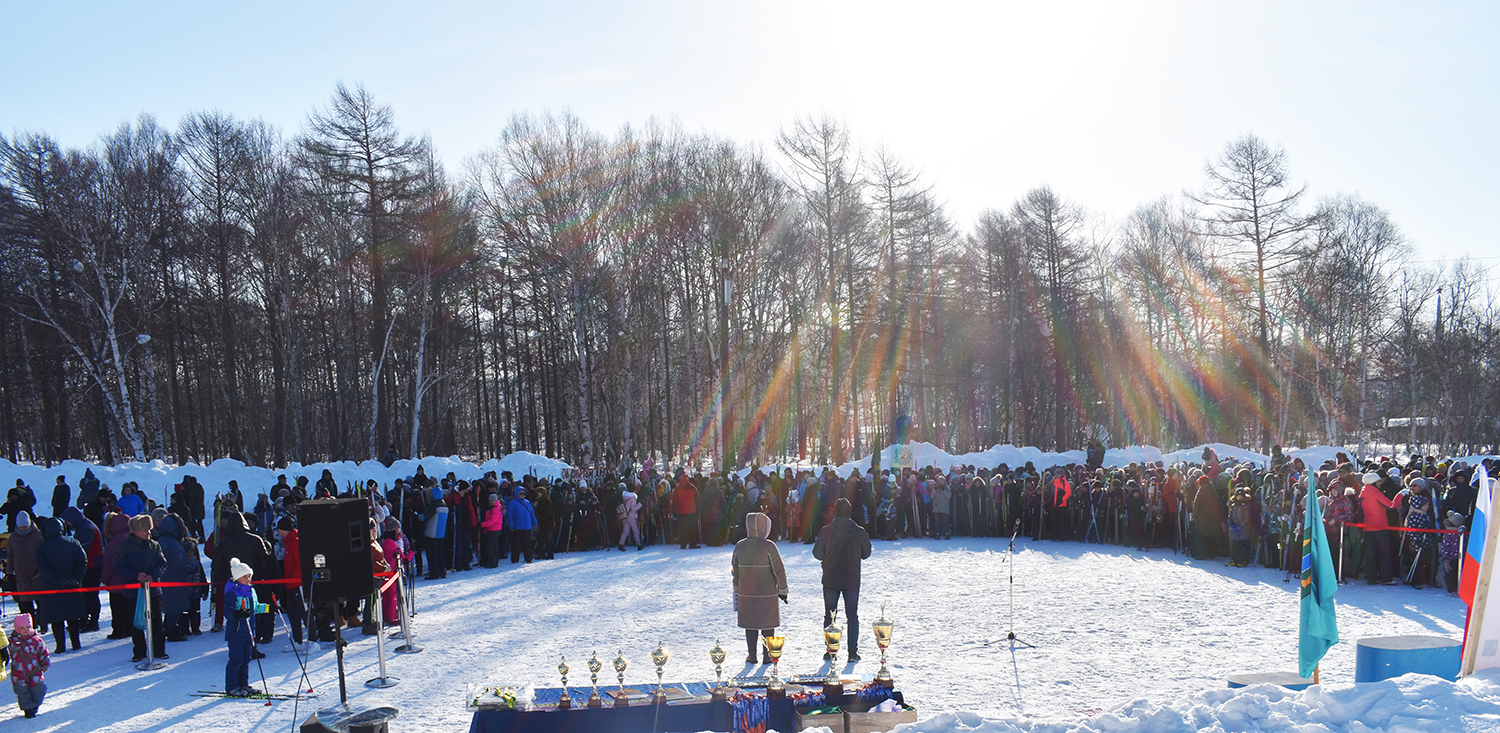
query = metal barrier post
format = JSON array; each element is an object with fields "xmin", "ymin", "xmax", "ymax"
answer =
[
  {"xmin": 394, "ymin": 568, "xmax": 423, "ymax": 655},
  {"xmin": 136, "ymin": 581, "xmax": 168, "ymax": 671},
  {"xmin": 365, "ymin": 578, "xmax": 399, "ymax": 688}
]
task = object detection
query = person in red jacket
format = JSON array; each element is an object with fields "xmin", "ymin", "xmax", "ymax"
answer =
[
  {"xmin": 274, "ymin": 517, "xmax": 309, "ymax": 652},
  {"xmin": 1359, "ymin": 471, "xmax": 1400, "ymax": 585},
  {"xmin": 675, "ymin": 472, "xmax": 700, "ymax": 549}
]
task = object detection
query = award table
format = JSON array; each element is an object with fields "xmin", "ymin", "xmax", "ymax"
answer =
[{"xmin": 468, "ymin": 681, "xmax": 903, "ymax": 733}]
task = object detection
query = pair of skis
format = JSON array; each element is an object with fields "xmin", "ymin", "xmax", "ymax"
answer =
[{"xmin": 191, "ymin": 689, "xmax": 317, "ymax": 702}]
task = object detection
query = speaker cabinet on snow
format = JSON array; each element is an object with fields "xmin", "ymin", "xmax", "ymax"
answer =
[{"xmin": 298, "ymin": 497, "xmax": 374, "ymax": 603}]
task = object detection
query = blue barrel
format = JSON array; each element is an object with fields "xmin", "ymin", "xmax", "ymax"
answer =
[
  {"xmin": 1226, "ymin": 672, "xmax": 1314, "ymax": 690},
  {"xmin": 1354, "ymin": 635, "xmax": 1461, "ymax": 682}
]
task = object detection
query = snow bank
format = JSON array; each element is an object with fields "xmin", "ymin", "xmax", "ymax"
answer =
[
  {"xmin": 0, "ymin": 451, "xmax": 570, "ymax": 507},
  {"xmin": 828, "ymin": 442, "xmax": 1366, "ymax": 477},
  {"xmin": 891, "ymin": 671, "xmax": 1500, "ymax": 733}
]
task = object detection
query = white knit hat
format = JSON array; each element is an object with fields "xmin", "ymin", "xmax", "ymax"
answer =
[{"xmin": 229, "ymin": 557, "xmax": 254, "ymax": 581}]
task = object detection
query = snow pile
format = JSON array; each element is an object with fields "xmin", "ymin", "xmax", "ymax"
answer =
[
  {"xmin": 829, "ymin": 442, "xmax": 1364, "ymax": 477},
  {"xmin": 0, "ymin": 451, "xmax": 570, "ymax": 507},
  {"xmin": 899, "ymin": 672, "xmax": 1500, "ymax": 732}
]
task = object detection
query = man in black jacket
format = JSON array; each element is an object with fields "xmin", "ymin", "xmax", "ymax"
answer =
[
  {"xmin": 113, "ymin": 515, "xmax": 168, "ymax": 662},
  {"xmin": 184, "ymin": 475, "xmax": 207, "ymax": 540},
  {"xmin": 813, "ymin": 498, "xmax": 872, "ymax": 661}
]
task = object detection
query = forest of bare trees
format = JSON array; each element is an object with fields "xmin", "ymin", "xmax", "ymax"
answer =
[{"xmin": 2, "ymin": 84, "xmax": 1497, "ymax": 469}]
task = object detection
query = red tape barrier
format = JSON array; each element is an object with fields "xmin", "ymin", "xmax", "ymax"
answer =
[
  {"xmin": 1343, "ymin": 523, "xmax": 1462, "ymax": 535},
  {"xmin": 0, "ymin": 571, "xmax": 397, "ymax": 598}
]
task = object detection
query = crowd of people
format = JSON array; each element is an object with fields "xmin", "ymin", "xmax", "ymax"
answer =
[{"xmin": 0, "ymin": 445, "xmax": 1488, "ymax": 715}]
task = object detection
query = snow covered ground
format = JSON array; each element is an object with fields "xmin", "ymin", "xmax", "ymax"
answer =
[{"xmin": 13, "ymin": 534, "xmax": 1496, "ymax": 732}]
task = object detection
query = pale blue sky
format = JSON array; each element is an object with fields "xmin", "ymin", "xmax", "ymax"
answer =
[{"xmin": 4, "ymin": 0, "xmax": 1496, "ymax": 266}]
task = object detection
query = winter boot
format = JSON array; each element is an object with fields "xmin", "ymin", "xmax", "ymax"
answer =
[{"xmin": 70, "ymin": 628, "xmax": 81, "ymax": 651}]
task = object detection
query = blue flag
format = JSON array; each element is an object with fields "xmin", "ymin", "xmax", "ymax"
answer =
[{"xmin": 1299, "ymin": 472, "xmax": 1339, "ymax": 678}]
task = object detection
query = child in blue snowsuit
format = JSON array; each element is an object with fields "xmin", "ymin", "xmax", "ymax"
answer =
[{"xmin": 224, "ymin": 558, "xmax": 267, "ymax": 696}]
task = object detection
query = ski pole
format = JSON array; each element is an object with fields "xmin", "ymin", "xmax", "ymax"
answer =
[{"xmin": 1338, "ymin": 524, "xmax": 1347, "ymax": 584}]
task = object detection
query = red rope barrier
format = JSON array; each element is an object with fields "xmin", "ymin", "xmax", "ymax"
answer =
[
  {"xmin": 0, "ymin": 572, "xmax": 396, "ymax": 598},
  {"xmin": 1343, "ymin": 523, "xmax": 1462, "ymax": 535}
]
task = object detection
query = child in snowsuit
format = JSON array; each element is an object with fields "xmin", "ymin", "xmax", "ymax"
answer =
[
  {"xmin": 224, "ymin": 558, "xmax": 268, "ymax": 697},
  {"xmin": 9, "ymin": 614, "xmax": 49, "ymax": 718}
]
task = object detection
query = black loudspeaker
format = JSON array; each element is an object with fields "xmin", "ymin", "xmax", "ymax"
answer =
[{"xmin": 299, "ymin": 498, "xmax": 373, "ymax": 604}]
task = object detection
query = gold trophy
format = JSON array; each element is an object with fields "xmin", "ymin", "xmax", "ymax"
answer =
[
  {"xmin": 709, "ymin": 640, "xmax": 728, "ymax": 701},
  {"xmin": 873, "ymin": 605, "xmax": 895, "ymax": 687},
  {"xmin": 587, "ymin": 651, "xmax": 604, "ymax": 707},
  {"xmin": 558, "ymin": 656, "xmax": 572, "ymax": 709},
  {"xmin": 763, "ymin": 635, "xmax": 786, "ymax": 699},
  {"xmin": 613, "ymin": 650, "xmax": 630, "ymax": 707},
  {"xmin": 650, "ymin": 641, "xmax": 671, "ymax": 704},
  {"xmin": 822, "ymin": 611, "xmax": 844, "ymax": 699}
]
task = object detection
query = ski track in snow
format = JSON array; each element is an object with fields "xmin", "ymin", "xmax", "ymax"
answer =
[{"xmin": 13, "ymin": 537, "xmax": 1496, "ymax": 732}]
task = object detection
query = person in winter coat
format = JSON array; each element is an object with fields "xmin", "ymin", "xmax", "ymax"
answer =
[
  {"xmin": 98, "ymin": 513, "xmax": 133, "ymax": 639},
  {"xmin": 931, "ymin": 479, "xmax": 952, "ymax": 540},
  {"xmin": 675, "ymin": 474, "xmax": 700, "ymax": 549},
  {"xmin": 183, "ymin": 475, "xmax": 207, "ymax": 540},
  {"xmin": 8, "ymin": 614, "xmax": 49, "ymax": 718},
  {"xmin": 50, "ymin": 476, "xmax": 70, "ymax": 520},
  {"xmin": 533, "ymin": 485, "xmax": 556, "ymax": 559},
  {"xmin": 479, "ymin": 493, "xmax": 504, "ymax": 568},
  {"xmin": 1191, "ymin": 475, "xmax": 1226, "ymax": 560},
  {"xmin": 210, "ymin": 511, "xmax": 275, "ymax": 641},
  {"xmin": 378, "ymin": 519, "xmax": 404, "ymax": 624},
  {"xmin": 157, "ymin": 514, "xmax": 197, "ymax": 641},
  {"xmin": 113, "ymin": 514, "xmax": 168, "ymax": 662},
  {"xmin": 453, "ymin": 481, "xmax": 476, "ymax": 572},
  {"xmin": 732, "ymin": 512, "xmax": 787, "ymax": 663},
  {"xmin": 506, "ymin": 488, "xmax": 537, "ymax": 564},
  {"xmin": 617, "ymin": 484, "xmax": 642, "ymax": 551},
  {"xmin": 3, "ymin": 483, "xmax": 37, "ymax": 532},
  {"xmin": 34, "ymin": 517, "xmax": 87, "ymax": 654},
  {"xmin": 59, "ymin": 508, "xmax": 103, "ymax": 632},
  {"xmin": 1360, "ymin": 472, "xmax": 1401, "ymax": 585},
  {"xmin": 274, "ymin": 517, "xmax": 310, "ymax": 651},
  {"xmin": 315, "ymin": 470, "xmax": 337, "ymax": 499},
  {"xmin": 8, "ymin": 513, "xmax": 42, "ymax": 619},
  {"xmin": 1226, "ymin": 488, "xmax": 1254, "ymax": 567},
  {"xmin": 423, "ymin": 488, "xmax": 449, "ymax": 579},
  {"xmin": 223, "ymin": 558, "xmax": 268, "ymax": 696},
  {"xmin": 813, "ymin": 498, "xmax": 872, "ymax": 661},
  {"xmin": 1403, "ymin": 478, "xmax": 1439, "ymax": 588},
  {"xmin": 116, "ymin": 483, "xmax": 146, "ymax": 517},
  {"xmin": 76, "ymin": 469, "xmax": 100, "ymax": 510}
]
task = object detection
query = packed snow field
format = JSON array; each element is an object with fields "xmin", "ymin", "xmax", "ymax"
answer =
[{"xmin": 13, "ymin": 535, "xmax": 1497, "ymax": 732}]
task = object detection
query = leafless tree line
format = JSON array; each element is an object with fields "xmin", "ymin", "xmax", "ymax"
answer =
[{"xmin": 1, "ymin": 84, "xmax": 1495, "ymax": 468}]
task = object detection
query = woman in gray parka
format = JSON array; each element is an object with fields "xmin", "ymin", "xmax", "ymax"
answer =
[{"xmin": 732, "ymin": 512, "xmax": 787, "ymax": 663}]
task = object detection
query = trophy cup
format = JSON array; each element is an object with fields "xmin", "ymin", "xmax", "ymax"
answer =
[
  {"xmin": 822, "ymin": 611, "xmax": 844, "ymax": 699},
  {"xmin": 587, "ymin": 651, "xmax": 604, "ymax": 707},
  {"xmin": 613, "ymin": 650, "xmax": 630, "ymax": 707},
  {"xmin": 650, "ymin": 641, "xmax": 671, "ymax": 704},
  {"xmin": 558, "ymin": 656, "xmax": 572, "ymax": 709},
  {"xmin": 763, "ymin": 635, "xmax": 786, "ymax": 699},
  {"xmin": 709, "ymin": 640, "xmax": 728, "ymax": 701},
  {"xmin": 873, "ymin": 605, "xmax": 895, "ymax": 687}
]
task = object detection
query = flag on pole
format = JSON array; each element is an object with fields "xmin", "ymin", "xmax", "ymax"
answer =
[
  {"xmin": 1299, "ymin": 471, "xmax": 1339, "ymax": 679},
  {"xmin": 1461, "ymin": 465, "xmax": 1492, "ymax": 607}
]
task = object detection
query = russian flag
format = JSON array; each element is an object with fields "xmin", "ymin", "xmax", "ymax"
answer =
[{"xmin": 1460, "ymin": 465, "xmax": 1492, "ymax": 607}]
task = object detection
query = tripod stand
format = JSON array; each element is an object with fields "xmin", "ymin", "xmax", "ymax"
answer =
[
  {"xmin": 980, "ymin": 521, "xmax": 1037, "ymax": 649},
  {"xmin": 1004, "ymin": 522, "xmax": 1037, "ymax": 648}
]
